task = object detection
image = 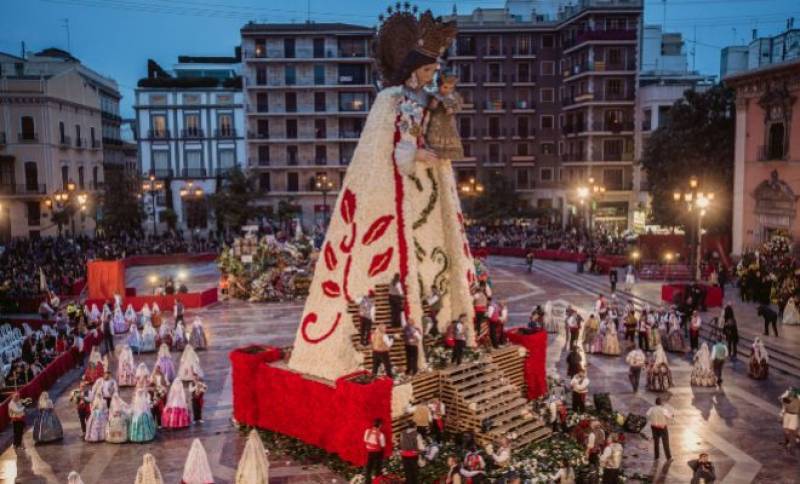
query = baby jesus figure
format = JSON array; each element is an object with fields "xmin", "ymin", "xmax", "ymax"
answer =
[{"xmin": 425, "ymin": 71, "xmax": 464, "ymax": 161}]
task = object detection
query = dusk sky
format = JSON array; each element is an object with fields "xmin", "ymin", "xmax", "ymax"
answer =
[{"xmin": 2, "ymin": 0, "xmax": 797, "ymax": 117}]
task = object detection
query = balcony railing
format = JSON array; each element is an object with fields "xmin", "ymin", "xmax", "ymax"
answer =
[
  {"xmin": 148, "ymin": 129, "xmax": 171, "ymax": 139},
  {"xmin": 59, "ymin": 135, "xmax": 72, "ymax": 147},
  {"xmin": 0, "ymin": 183, "xmax": 47, "ymax": 195},
  {"xmin": 181, "ymin": 168, "xmax": 207, "ymax": 178},
  {"xmin": 215, "ymin": 128, "xmax": 237, "ymax": 138},
  {"xmin": 601, "ymin": 151, "xmax": 634, "ymax": 162},
  {"xmin": 512, "ymin": 75, "xmax": 536, "ymax": 84},
  {"xmin": 561, "ymin": 153, "xmax": 585, "ymax": 162},
  {"xmin": 592, "ymin": 121, "xmax": 635, "ymax": 132},
  {"xmin": 514, "ymin": 128, "xmax": 536, "ymax": 138},
  {"xmin": 758, "ymin": 145, "xmax": 786, "ymax": 161},
  {"xmin": 339, "ymin": 103, "xmax": 368, "ymax": 112},
  {"xmin": 512, "ymin": 46, "xmax": 536, "ymax": 56},
  {"xmin": 484, "ymin": 100, "xmax": 506, "ymax": 111},
  {"xmin": 248, "ymin": 157, "xmax": 270, "ymax": 167},
  {"xmin": 18, "ymin": 133, "xmax": 38, "ymax": 142},
  {"xmin": 91, "ymin": 139, "xmax": 101, "ymax": 149},
  {"xmin": 576, "ymin": 29, "xmax": 637, "ymax": 44},
  {"xmin": 75, "ymin": 138, "xmax": 87, "ymax": 149},
  {"xmin": 151, "ymin": 169, "xmax": 174, "ymax": 178},
  {"xmin": 561, "ymin": 123, "xmax": 585, "ymax": 134},
  {"xmin": 339, "ymin": 130, "xmax": 361, "ymax": 139},
  {"xmin": 248, "ymin": 131, "xmax": 270, "ymax": 140},
  {"xmin": 483, "ymin": 128, "xmax": 507, "ymax": 139},
  {"xmin": 181, "ymin": 129, "xmax": 205, "ymax": 139},
  {"xmin": 513, "ymin": 100, "xmax": 534, "ymax": 110}
]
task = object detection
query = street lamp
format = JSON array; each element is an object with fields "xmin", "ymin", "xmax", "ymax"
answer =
[
  {"xmin": 179, "ymin": 181, "xmax": 206, "ymax": 231},
  {"xmin": 45, "ymin": 181, "xmax": 88, "ymax": 236},
  {"xmin": 576, "ymin": 176, "xmax": 605, "ymax": 232},
  {"xmin": 673, "ymin": 176, "xmax": 715, "ymax": 281},
  {"xmin": 314, "ymin": 174, "xmax": 335, "ymax": 227},
  {"xmin": 459, "ymin": 177, "xmax": 484, "ymax": 195},
  {"xmin": 142, "ymin": 175, "xmax": 165, "ymax": 235}
]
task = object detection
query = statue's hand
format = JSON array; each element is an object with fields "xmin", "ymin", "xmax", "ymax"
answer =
[{"xmin": 415, "ymin": 149, "xmax": 440, "ymax": 164}]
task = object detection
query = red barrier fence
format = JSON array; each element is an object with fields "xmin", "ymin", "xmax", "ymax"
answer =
[{"xmin": 661, "ymin": 283, "xmax": 723, "ymax": 308}]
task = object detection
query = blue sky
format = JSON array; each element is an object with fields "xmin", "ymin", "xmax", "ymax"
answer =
[{"xmin": 2, "ymin": 0, "xmax": 797, "ymax": 116}]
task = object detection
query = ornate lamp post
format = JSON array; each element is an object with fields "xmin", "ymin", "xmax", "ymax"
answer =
[
  {"xmin": 576, "ymin": 176, "xmax": 605, "ymax": 232},
  {"xmin": 44, "ymin": 181, "xmax": 88, "ymax": 236},
  {"xmin": 673, "ymin": 176, "xmax": 715, "ymax": 281},
  {"xmin": 142, "ymin": 174, "xmax": 164, "ymax": 236},
  {"xmin": 179, "ymin": 180, "xmax": 205, "ymax": 231},
  {"xmin": 314, "ymin": 174, "xmax": 335, "ymax": 227},
  {"xmin": 459, "ymin": 177, "xmax": 484, "ymax": 216}
]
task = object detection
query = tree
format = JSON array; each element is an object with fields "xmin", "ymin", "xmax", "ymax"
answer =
[
  {"xmin": 209, "ymin": 167, "xmax": 262, "ymax": 235},
  {"xmin": 463, "ymin": 176, "xmax": 528, "ymax": 223},
  {"xmin": 160, "ymin": 208, "xmax": 178, "ymax": 231},
  {"xmin": 97, "ymin": 172, "xmax": 144, "ymax": 237},
  {"xmin": 640, "ymin": 84, "xmax": 735, "ymax": 234}
]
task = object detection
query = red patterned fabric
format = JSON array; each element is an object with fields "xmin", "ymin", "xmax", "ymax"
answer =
[
  {"xmin": 505, "ymin": 329, "xmax": 548, "ymax": 400},
  {"xmin": 231, "ymin": 346, "xmax": 393, "ymax": 466}
]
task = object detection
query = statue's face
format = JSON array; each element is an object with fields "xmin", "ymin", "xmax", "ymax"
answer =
[{"xmin": 414, "ymin": 63, "xmax": 438, "ymax": 85}]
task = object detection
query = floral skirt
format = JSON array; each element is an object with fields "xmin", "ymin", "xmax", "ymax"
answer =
[
  {"xmin": 113, "ymin": 319, "xmax": 129, "ymax": 335},
  {"xmin": 33, "ymin": 410, "xmax": 63, "ymax": 443},
  {"xmin": 691, "ymin": 367, "xmax": 716, "ymax": 387},
  {"xmin": 602, "ymin": 335, "xmax": 621, "ymax": 356},
  {"xmin": 118, "ymin": 367, "xmax": 137, "ymax": 387},
  {"xmin": 748, "ymin": 358, "xmax": 768, "ymax": 380},
  {"xmin": 106, "ymin": 416, "xmax": 129, "ymax": 443},
  {"xmin": 84, "ymin": 412, "xmax": 108, "ymax": 442},
  {"xmin": 162, "ymin": 406, "xmax": 190, "ymax": 429},
  {"xmin": 129, "ymin": 413, "xmax": 157, "ymax": 442},
  {"xmin": 588, "ymin": 334, "xmax": 604, "ymax": 354},
  {"xmin": 156, "ymin": 356, "xmax": 176, "ymax": 382},
  {"xmin": 665, "ymin": 331, "xmax": 689, "ymax": 353},
  {"xmin": 647, "ymin": 363, "xmax": 673, "ymax": 392},
  {"xmin": 190, "ymin": 330, "xmax": 207, "ymax": 350},
  {"xmin": 140, "ymin": 336, "xmax": 156, "ymax": 353}
]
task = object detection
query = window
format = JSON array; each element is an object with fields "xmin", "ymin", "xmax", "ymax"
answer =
[
  {"xmin": 184, "ymin": 150, "xmax": 203, "ymax": 176},
  {"xmin": 59, "ymin": 122, "xmax": 66, "ymax": 143},
  {"xmin": 515, "ymin": 88, "xmax": 531, "ymax": 109},
  {"xmin": 259, "ymin": 173, "xmax": 271, "ymax": 192},
  {"xmin": 540, "ymin": 142, "xmax": 555, "ymax": 155},
  {"xmin": 315, "ymin": 145, "xmax": 327, "ymax": 164},
  {"xmin": 767, "ymin": 122, "xmax": 786, "ymax": 159},
  {"xmin": 24, "ymin": 162, "xmax": 38, "ymax": 191},
  {"xmin": 516, "ymin": 168, "xmax": 533, "ymax": 189},
  {"xmin": 313, "ymin": 38, "xmax": 325, "ymax": 58},
  {"xmin": 258, "ymin": 145, "xmax": 270, "ymax": 165},
  {"xmin": 540, "ymin": 88, "xmax": 554, "ymax": 103},
  {"xmin": 516, "ymin": 143, "xmax": 529, "ymax": 156},
  {"xmin": 487, "ymin": 63, "xmax": 502, "ymax": 83},
  {"xmin": 149, "ymin": 94, "xmax": 167, "ymax": 105},
  {"xmin": 254, "ymin": 93, "xmax": 268, "ymax": 113},
  {"xmin": 542, "ymin": 35, "xmax": 554, "ymax": 48},
  {"xmin": 219, "ymin": 149, "xmax": 236, "ymax": 171},
  {"xmin": 92, "ymin": 166, "xmax": 99, "ymax": 188},
  {"xmin": 456, "ymin": 35, "xmax": 476, "ymax": 56},
  {"xmin": 257, "ymin": 119, "xmax": 269, "ymax": 139},
  {"xmin": 61, "ymin": 166, "xmax": 69, "ymax": 188},
  {"xmin": 459, "ymin": 117, "xmax": 472, "ymax": 138},
  {"xmin": 285, "ymin": 65, "xmax": 296, "ymax": 85},
  {"xmin": 286, "ymin": 119, "xmax": 297, "ymax": 139},
  {"xmin": 642, "ymin": 108, "xmax": 652, "ymax": 131},
  {"xmin": 458, "ymin": 63, "xmax": 473, "ymax": 82},
  {"xmin": 284, "ymin": 38, "xmax": 295, "ymax": 58},
  {"xmin": 314, "ymin": 64, "xmax": 326, "ymax": 85},
  {"xmin": 339, "ymin": 37, "xmax": 366, "ymax": 57},
  {"xmin": 461, "ymin": 89, "xmax": 474, "ymax": 106},
  {"xmin": 603, "ymin": 168, "xmax": 624, "ymax": 191},
  {"xmin": 540, "ymin": 61, "xmax": 555, "ymax": 76},
  {"xmin": 75, "ymin": 125, "xmax": 82, "ymax": 147},
  {"xmin": 287, "ymin": 172, "xmax": 299, "ymax": 191},
  {"xmin": 254, "ymin": 39, "xmax": 266, "ymax": 58},
  {"xmin": 463, "ymin": 143, "xmax": 472, "ymax": 158},
  {"xmin": 339, "ymin": 92, "xmax": 367, "ymax": 111},
  {"xmin": 315, "ymin": 119, "xmax": 327, "ymax": 139},
  {"xmin": 151, "ymin": 114, "xmax": 167, "ymax": 138},
  {"xmin": 606, "ymin": 79, "xmax": 624, "ymax": 98},
  {"xmin": 607, "ymin": 48, "xmax": 622, "ymax": 66},
  {"xmin": 338, "ymin": 64, "xmax": 366, "ymax": 84},
  {"xmin": 516, "ymin": 62, "xmax": 530, "ymax": 83},
  {"xmin": 314, "ymin": 92, "xmax": 327, "ymax": 112},
  {"xmin": 487, "ymin": 35, "xmax": 502, "ymax": 56},
  {"xmin": 517, "ymin": 35, "xmax": 533, "ymax": 55},
  {"xmin": 78, "ymin": 166, "xmax": 85, "ymax": 189},
  {"xmin": 540, "ymin": 168, "xmax": 553, "ymax": 181},
  {"xmin": 218, "ymin": 113, "xmax": 233, "ymax": 137},
  {"xmin": 488, "ymin": 143, "xmax": 501, "ymax": 163},
  {"xmin": 657, "ymin": 106, "xmax": 672, "ymax": 128},
  {"xmin": 183, "ymin": 94, "xmax": 200, "ymax": 105},
  {"xmin": 26, "ymin": 202, "xmax": 40, "ymax": 226},
  {"xmin": 287, "ymin": 146, "xmax": 298, "ymax": 165},
  {"xmin": 90, "ymin": 127, "xmax": 96, "ymax": 146},
  {"xmin": 20, "ymin": 116, "xmax": 35, "ymax": 140},
  {"xmin": 285, "ymin": 92, "xmax": 297, "ymax": 112},
  {"xmin": 256, "ymin": 66, "xmax": 267, "ymax": 85},
  {"xmin": 603, "ymin": 139, "xmax": 624, "ymax": 161},
  {"xmin": 184, "ymin": 113, "xmax": 201, "ymax": 137},
  {"xmin": 488, "ymin": 117, "xmax": 501, "ymax": 137},
  {"xmin": 152, "ymin": 150, "xmax": 170, "ymax": 174},
  {"xmin": 540, "ymin": 115, "xmax": 554, "ymax": 129},
  {"xmin": 517, "ymin": 116, "xmax": 530, "ymax": 137}
]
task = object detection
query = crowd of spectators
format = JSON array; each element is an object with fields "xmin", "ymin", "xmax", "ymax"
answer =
[
  {"xmin": 466, "ymin": 222, "xmax": 630, "ymax": 256},
  {"xmin": 0, "ymin": 234, "xmax": 220, "ymax": 300}
]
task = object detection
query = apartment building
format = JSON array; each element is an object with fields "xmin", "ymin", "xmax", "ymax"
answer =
[
  {"xmin": 240, "ymin": 22, "xmax": 375, "ymax": 226},
  {"xmin": 721, "ymin": 19, "xmax": 799, "ymax": 78},
  {"xmin": 0, "ymin": 49, "xmax": 108, "ymax": 240},
  {"xmin": 134, "ymin": 51, "xmax": 245, "ymax": 233},
  {"xmin": 445, "ymin": 0, "xmax": 643, "ymax": 230}
]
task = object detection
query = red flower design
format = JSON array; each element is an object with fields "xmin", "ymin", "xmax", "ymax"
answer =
[
  {"xmin": 340, "ymin": 189, "xmax": 356, "ymax": 225},
  {"xmin": 339, "ymin": 223, "xmax": 357, "ymax": 254},
  {"xmin": 323, "ymin": 242, "xmax": 338, "ymax": 271},
  {"xmin": 300, "ymin": 312, "xmax": 342, "ymax": 344},
  {"xmin": 368, "ymin": 247, "xmax": 394, "ymax": 278},
  {"xmin": 362, "ymin": 215, "xmax": 394, "ymax": 246},
  {"xmin": 343, "ymin": 256, "xmax": 354, "ymax": 303},
  {"xmin": 321, "ymin": 280, "xmax": 341, "ymax": 298}
]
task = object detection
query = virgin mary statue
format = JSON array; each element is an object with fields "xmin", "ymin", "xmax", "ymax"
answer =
[{"xmin": 288, "ymin": 8, "xmax": 476, "ymax": 381}]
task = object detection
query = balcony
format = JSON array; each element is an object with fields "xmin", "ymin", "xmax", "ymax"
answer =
[
  {"xmin": 215, "ymin": 128, "xmax": 237, "ymax": 138},
  {"xmin": 181, "ymin": 168, "xmax": 208, "ymax": 178},
  {"xmin": 483, "ymin": 128, "xmax": 507, "ymax": 139},
  {"xmin": 576, "ymin": 29, "xmax": 637, "ymax": 44},
  {"xmin": 248, "ymin": 131, "xmax": 270, "ymax": 140},
  {"xmin": 561, "ymin": 123, "xmax": 585, "ymax": 135},
  {"xmin": 18, "ymin": 133, "xmax": 38, "ymax": 143},
  {"xmin": 249, "ymin": 157, "xmax": 270, "ymax": 167},
  {"xmin": 512, "ymin": 75, "xmax": 536, "ymax": 84},
  {"xmin": 151, "ymin": 169, "xmax": 174, "ymax": 178},
  {"xmin": 483, "ymin": 100, "xmax": 506, "ymax": 112},
  {"xmin": 147, "ymin": 129, "xmax": 171, "ymax": 140},
  {"xmin": 482, "ymin": 47, "xmax": 505, "ymax": 57},
  {"xmin": 561, "ymin": 153, "xmax": 585, "ymax": 162},
  {"xmin": 0, "ymin": 183, "xmax": 47, "ymax": 195},
  {"xmin": 484, "ymin": 74, "xmax": 507, "ymax": 85},
  {"xmin": 512, "ymin": 47, "xmax": 536, "ymax": 57},
  {"xmin": 514, "ymin": 128, "xmax": 536, "ymax": 138},
  {"xmin": 59, "ymin": 135, "xmax": 72, "ymax": 148},
  {"xmin": 339, "ymin": 103, "xmax": 368, "ymax": 113},
  {"xmin": 338, "ymin": 130, "xmax": 361, "ymax": 139},
  {"xmin": 338, "ymin": 48, "xmax": 368, "ymax": 58},
  {"xmin": 181, "ymin": 128, "xmax": 205, "ymax": 139},
  {"xmin": 601, "ymin": 151, "xmax": 634, "ymax": 162},
  {"xmin": 75, "ymin": 138, "xmax": 87, "ymax": 149},
  {"xmin": 758, "ymin": 145, "xmax": 787, "ymax": 161},
  {"xmin": 513, "ymin": 100, "xmax": 535, "ymax": 110}
]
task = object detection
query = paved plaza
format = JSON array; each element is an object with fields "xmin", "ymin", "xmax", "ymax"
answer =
[{"xmin": 2, "ymin": 257, "xmax": 799, "ymax": 483}]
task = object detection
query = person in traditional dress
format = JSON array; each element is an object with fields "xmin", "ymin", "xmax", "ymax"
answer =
[
  {"xmin": 129, "ymin": 389, "xmax": 157, "ymax": 443},
  {"xmin": 134, "ymin": 362, "xmax": 150, "ymax": 389},
  {"xmin": 32, "ymin": 392, "xmax": 62, "ymax": 444},
  {"xmin": 84, "ymin": 347, "xmax": 105, "ymax": 383},
  {"xmin": 181, "ymin": 438, "xmax": 215, "ymax": 484},
  {"xmin": 117, "ymin": 345, "xmax": 137, "ymax": 387},
  {"xmin": 140, "ymin": 303, "xmax": 152, "ymax": 326},
  {"xmin": 543, "ymin": 300, "xmax": 557, "ymax": 333},
  {"xmin": 112, "ymin": 307, "xmax": 128, "ymax": 334},
  {"xmin": 646, "ymin": 310, "xmax": 661, "ymax": 351},
  {"xmin": 782, "ymin": 296, "xmax": 800, "ymax": 326},
  {"xmin": 84, "ymin": 391, "xmax": 109, "ymax": 442},
  {"xmin": 157, "ymin": 320, "xmax": 174, "ymax": 350},
  {"xmin": 588, "ymin": 317, "xmax": 605, "ymax": 354},
  {"xmin": 178, "ymin": 344, "xmax": 204, "ymax": 381},
  {"xmin": 235, "ymin": 429, "xmax": 270, "ymax": 484},
  {"xmin": 140, "ymin": 320, "xmax": 157, "ymax": 353},
  {"xmin": 154, "ymin": 343, "xmax": 176, "ymax": 383},
  {"xmin": 127, "ymin": 323, "xmax": 142, "ymax": 354},
  {"xmin": 151, "ymin": 303, "xmax": 163, "ymax": 329},
  {"xmin": 779, "ymin": 389, "xmax": 800, "ymax": 449},
  {"xmin": 690, "ymin": 343, "xmax": 716, "ymax": 387},
  {"xmin": 665, "ymin": 311, "xmax": 689, "ymax": 353},
  {"xmin": 106, "ymin": 392, "xmax": 131, "ymax": 444},
  {"xmin": 89, "ymin": 304, "xmax": 101, "ymax": 324},
  {"xmin": 67, "ymin": 472, "xmax": 85, "ymax": 484},
  {"xmin": 189, "ymin": 317, "xmax": 208, "ymax": 350},
  {"xmin": 101, "ymin": 303, "xmax": 112, "ymax": 323},
  {"xmin": 125, "ymin": 304, "xmax": 138, "ymax": 328},
  {"xmin": 646, "ymin": 344, "xmax": 673, "ymax": 392},
  {"xmin": 624, "ymin": 264, "xmax": 636, "ymax": 291},
  {"xmin": 602, "ymin": 317, "xmax": 621, "ymax": 356},
  {"xmin": 135, "ymin": 453, "xmax": 164, "ymax": 484},
  {"xmin": 583, "ymin": 314, "xmax": 599, "ymax": 352},
  {"xmin": 162, "ymin": 378, "xmax": 191, "ymax": 429},
  {"xmin": 748, "ymin": 337, "xmax": 769, "ymax": 380},
  {"xmin": 189, "ymin": 374, "xmax": 207, "ymax": 424},
  {"xmin": 174, "ymin": 320, "xmax": 188, "ymax": 352}
]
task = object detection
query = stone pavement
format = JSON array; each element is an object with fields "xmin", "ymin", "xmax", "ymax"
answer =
[{"xmin": 1, "ymin": 257, "xmax": 798, "ymax": 483}]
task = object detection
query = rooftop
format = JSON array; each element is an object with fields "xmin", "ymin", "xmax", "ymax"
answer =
[
  {"xmin": 241, "ymin": 21, "xmax": 373, "ymax": 34},
  {"xmin": 723, "ymin": 56, "xmax": 800, "ymax": 84}
]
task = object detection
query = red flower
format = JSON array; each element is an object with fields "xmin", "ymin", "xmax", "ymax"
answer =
[
  {"xmin": 368, "ymin": 247, "xmax": 394, "ymax": 277},
  {"xmin": 300, "ymin": 312, "xmax": 342, "ymax": 344},
  {"xmin": 323, "ymin": 242, "xmax": 338, "ymax": 271},
  {"xmin": 362, "ymin": 215, "xmax": 394, "ymax": 246},
  {"xmin": 340, "ymin": 189, "xmax": 356, "ymax": 225},
  {"xmin": 321, "ymin": 280, "xmax": 341, "ymax": 298}
]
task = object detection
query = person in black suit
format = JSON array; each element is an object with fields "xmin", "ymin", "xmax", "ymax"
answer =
[
  {"xmin": 609, "ymin": 268, "xmax": 618, "ymax": 293},
  {"xmin": 757, "ymin": 304, "xmax": 779, "ymax": 337}
]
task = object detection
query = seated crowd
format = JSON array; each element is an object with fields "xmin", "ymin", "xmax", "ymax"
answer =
[{"xmin": 466, "ymin": 223, "xmax": 628, "ymax": 255}]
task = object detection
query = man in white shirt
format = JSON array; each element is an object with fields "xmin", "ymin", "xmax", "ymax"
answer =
[
  {"xmin": 358, "ymin": 292, "xmax": 376, "ymax": 346},
  {"xmin": 100, "ymin": 371, "xmax": 118, "ymax": 409},
  {"xmin": 599, "ymin": 433, "xmax": 624, "ymax": 483},
  {"xmin": 646, "ymin": 397, "xmax": 674, "ymax": 460},
  {"xmin": 566, "ymin": 308, "xmax": 581, "ymax": 350},
  {"xmin": 363, "ymin": 418, "xmax": 386, "ymax": 482},
  {"xmin": 570, "ymin": 371, "xmax": 590, "ymax": 413},
  {"xmin": 625, "ymin": 348, "xmax": 646, "ymax": 393}
]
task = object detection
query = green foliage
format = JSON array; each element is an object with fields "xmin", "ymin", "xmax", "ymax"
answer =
[
  {"xmin": 464, "ymin": 176, "xmax": 528, "ymax": 223},
  {"xmin": 209, "ymin": 167, "xmax": 262, "ymax": 235},
  {"xmin": 160, "ymin": 208, "xmax": 178, "ymax": 231},
  {"xmin": 97, "ymin": 172, "xmax": 144, "ymax": 237},
  {"xmin": 640, "ymin": 84, "xmax": 735, "ymax": 233}
]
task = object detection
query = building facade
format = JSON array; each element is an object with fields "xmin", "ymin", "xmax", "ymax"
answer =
[
  {"xmin": 134, "ymin": 52, "xmax": 245, "ymax": 233},
  {"xmin": 446, "ymin": 0, "xmax": 643, "ymax": 230},
  {"xmin": 0, "ymin": 49, "xmax": 108, "ymax": 240},
  {"xmin": 726, "ymin": 57, "xmax": 800, "ymax": 255},
  {"xmin": 721, "ymin": 21, "xmax": 799, "ymax": 78},
  {"xmin": 240, "ymin": 22, "xmax": 375, "ymax": 227}
]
